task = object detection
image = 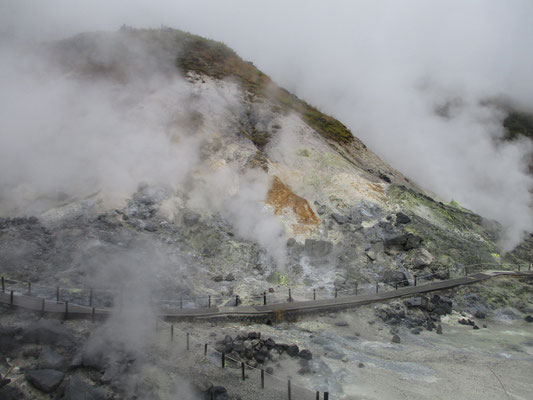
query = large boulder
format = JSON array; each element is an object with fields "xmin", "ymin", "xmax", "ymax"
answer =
[
  {"xmin": 21, "ymin": 320, "xmax": 76, "ymax": 349},
  {"xmin": 207, "ymin": 386, "xmax": 230, "ymax": 400},
  {"xmin": 26, "ymin": 369, "xmax": 64, "ymax": 393},
  {"xmin": 304, "ymin": 240, "xmax": 332, "ymax": 258},
  {"xmin": 286, "ymin": 345, "xmax": 300, "ymax": 357},
  {"xmin": 62, "ymin": 375, "xmax": 110, "ymax": 400},
  {"xmin": 411, "ymin": 248, "xmax": 434, "ymax": 269},
  {"xmin": 382, "ymin": 270, "xmax": 408, "ymax": 286},
  {"xmin": 395, "ymin": 212, "xmax": 411, "ymax": 224},
  {"xmin": 382, "ymin": 232, "xmax": 408, "ymax": 247},
  {"xmin": 38, "ymin": 346, "xmax": 67, "ymax": 370},
  {"xmin": 404, "ymin": 234, "xmax": 423, "ymax": 250}
]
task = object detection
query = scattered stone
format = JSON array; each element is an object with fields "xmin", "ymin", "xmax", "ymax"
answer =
[
  {"xmin": 411, "ymin": 248, "xmax": 434, "ymax": 269},
  {"xmin": 358, "ymin": 362, "xmax": 365, "ymax": 368},
  {"xmin": 525, "ymin": 315, "xmax": 533, "ymax": 323},
  {"xmin": 436, "ymin": 324, "xmax": 443, "ymax": 334},
  {"xmin": 26, "ymin": 369, "xmax": 64, "ymax": 393},
  {"xmin": 331, "ymin": 213, "xmax": 348, "ymax": 225},
  {"xmin": 395, "ymin": 212, "xmax": 411, "ymax": 224},
  {"xmin": 404, "ymin": 234, "xmax": 423, "ymax": 250},
  {"xmin": 474, "ymin": 311, "xmax": 487, "ymax": 319},
  {"xmin": 317, "ymin": 205, "xmax": 326, "ymax": 215},
  {"xmin": 391, "ymin": 335, "xmax": 401, "ymax": 344},
  {"xmin": 183, "ymin": 212, "xmax": 200, "ymax": 227},
  {"xmin": 213, "ymin": 275, "xmax": 223, "ymax": 282},
  {"xmin": 247, "ymin": 332, "xmax": 261, "ymax": 340},
  {"xmin": 335, "ymin": 321, "xmax": 349, "ymax": 327},
  {"xmin": 224, "ymin": 273, "xmax": 235, "ymax": 282},
  {"xmin": 208, "ymin": 386, "xmax": 229, "ymax": 400},
  {"xmin": 473, "ymin": 325, "xmax": 480, "ymax": 330},
  {"xmin": 143, "ymin": 221, "xmax": 157, "ymax": 232},
  {"xmin": 410, "ymin": 328, "xmax": 422, "ymax": 335},
  {"xmin": 286, "ymin": 238, "xmax": 296, "ymax": 247},
  {"xmin": 483, "ymin": 325, "xmax": 488, "ymax": 328},
  {"xmin": 298, "ymin": 349, "xmax": 312, "ymax": 360},
  {"xmin": 286, "ymin": 345, "xmax": 299, "ymax": 357}
]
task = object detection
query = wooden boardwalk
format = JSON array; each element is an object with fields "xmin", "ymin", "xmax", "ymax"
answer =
[{"xmin": 1, "ymin": 270, "xmax": 531, "ymax": 320}]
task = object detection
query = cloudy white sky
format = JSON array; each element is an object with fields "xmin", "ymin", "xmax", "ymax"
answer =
[{"xmin": 1, "ymin": 0, "xmax": 533, "ymax": 248}]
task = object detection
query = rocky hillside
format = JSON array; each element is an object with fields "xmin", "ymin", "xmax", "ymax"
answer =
[{"xmin": 1, "ymin": 26, "xmax": 532, "ymax": 301}]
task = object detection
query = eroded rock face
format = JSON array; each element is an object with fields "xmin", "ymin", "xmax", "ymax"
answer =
[{"xmin": 267, "ymin": 176, "xmax": 320, "ymax": 233}]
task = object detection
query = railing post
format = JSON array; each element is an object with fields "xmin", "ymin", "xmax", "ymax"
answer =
[
  {"xmin": 28, "ymin": 281, "xmax": 31, "ymax": 295},
  {"xmin": 89, "ymin": 289, "xmax": 93, "ymax": 307},
  {"xmin": 316, "ymin": 391, "xmax": 320, "ymax": 400},
  {"xmin": 241, "ymin": 361, "xmax": 245, "ymax": 381},
  {"xmin": 518, "ymin": 264, "xmax": 521, "ymax": 272},
  {"xmin": 91, "ymin": 307, "xmax": 95, "ymax": 323},
  {"xmin": 261, "ymin": 369, "xmax": 265, "ymax": 389},
  {"xmin": 10, "ymin": 290, "xmax": 13, "ymax": 305},
  {"xmin": 208, "ymin": 295, "xmax": 211, "ymax": 308},
  {"xmin": 65, "ymin": 301, "xmax": 69, "ymax": 320},
  {"xmin": 414, "ymin": 275, "xmax": 417, "ymax": 286},
  {"xmin": 288, "ymin": 288, "xmax": 292, "ymax": 302},
  {"xmin": 221, "ymin": 352, "xmax": 225, "ymax": 368},
  {"xmin": 186, "ymin": 332, "xmax": 190, "ymax": 350},
  {"xmin": 171, "ymin": 324, "xmax": 174, "ymax": 341},
  {"xmin": 41, "ymin": 298, "xmax": 45, "ymax": 317},
  {"xmin": 355, "ymin": 282, "xmax": 358, "ymax": 296},
  {"xmin": 395, "ymin": 282, "xmax": 398, "ymax": 290},
  {"xmin": 335, "ymin": 288, "xmax": 338, "ymax": 299},
  {"xmin": 324, "ymin": 392, "xmax": 329, "ymax": 400},
  {"xmin": 56, "ymin": 287, "xmax": 60, "ymax": 303},
  {"xmin": 313, "ymin": 289, "xmax": 316, "ymax": 300},
  {"xmin": 204, "ymin": 343, "xmax": 208, "ymax": 356},
  {"xmin": 376, "ymin": 282, "xmax": 379, "ymax": 294},
  {"xmin": 235, "ymin": 295, "xmax": 240, "ymax": 306},
  {"xmin": 263, "ymin": 292, "xmax": 267, "ymax": 305},
  {"xmin": 288, "ymin": 379, "xmax": 291, "ymax": 400}
]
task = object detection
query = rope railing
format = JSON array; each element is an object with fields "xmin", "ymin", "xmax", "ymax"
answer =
[
  {"xmin": 156, "ymin": 318, "xmax": 338, "ymax": 399},
  {"xmin": 1, "ymin": 262, "xmax": 531, "ymax": 311}
]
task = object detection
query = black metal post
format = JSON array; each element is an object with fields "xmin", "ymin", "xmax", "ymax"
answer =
[
  {"xmin": 263, "ymin": 292, "xmax": 267, "ymax": 305},
  {"xmin": 1, "ymin": 276, "xmax": 4, "ymax": 292},
  {"xmin": 171, "ymin": 325, "xmax": 174, "ymax": 341},
  {"xmin": 208, "ymin": 295, "xmax": 211, "ymax": 308},
  {"xmin": 395, "ymin": 282, "xmax": 398, "ymax": 290},
  {"xmin": 324, "ymin": 392, "xmax": 329, "ymax": 400},
  {"xmin": 56, "ymin": 287, "xmax": 60, "ymax": 302},
  {"xmin": 376, "ymin": 283, "xmax": 379, "ymax": 293},
  {"xmin": 180, "ymin": 298, "xmax": 183, "ymax": 309},
  {"xmin": 92, "ymin": 307, "xmax": 95, "ymax": 323},
  {"xmin": 355, "ymin": 283, "xmax": 358, "ymax": 296},
  {"xmin": 288, "ymin": 288, "xmax": 292, "ymax": 302},
  {"xmin": 288, "ymin": 379, "xmax": 291, "ymax": 400},
  {"xmin": 89, "ymin": 289, "xmax": 93, "ymax": 307},
  {"xmin": 235, "ymin": 295, "xmax": 240, "ymax": 306},
  {"xmin": 518, "ymin": 264, "xmax": 521, "ymax": 272},
  {"xmin": 41, "ymin": 298, "xmax": 45, "ymax": 317},
  {"xmin": 65, "ymin": 301, "xmax": 69, "ymax": 320},
  {"xmin": 335, "ymin": 288, "xmax": 338, "ymax": 298},
  {"xmin": 316, "ymin": 391, "xmax": 319, "ymax": 400},
  {"xmin": 261, "ymin": 369, "xmax": 265, "ymax": 389},
  {"xmin": 221, "ymin": 352, "xmax": 225, "ymax": 368},
  {"xmin": 28, "ymin": 281, "xmax": 31, "ymax": 295},
  {"xmin": 10, "ymin": 290, "xmax": 13, "ymax": 305},
  {"xmin": 313, "ymin": 289, "xmax": 316, "ymax": 300},
  {"xmin": 241, "ymin": 362, "xmax": 245, "ymax": 381},
  {"xmin": 204, "ymin": 343, "xmax": 208, "ymax": 356},
  {"xmin": 186, "ymin": 332, "xmax": 190, "ymax": 350},
  {"xmin": 414, "ymin": 275, "xmax": 417, "ymax": 286}
]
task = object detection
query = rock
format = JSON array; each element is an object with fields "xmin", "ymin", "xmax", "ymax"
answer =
[
  {"xmin": 21, "ymin": 320, "xmax": 76, "ymax": 349},
  {"xmin": 335, "ymin": 321, "xmax": 349, "ymax": 327},
  {"xmin": 383, "ymin": 232, "xmax": 408, "ymax": 247},
  {"xmin": 253, "ymin": 352, "xmax": 266, "ymax": 364},
  {"xmin": 62, "ymin": 375, "xmax": 110, "ymax": 400},
  {"xmin": 265, "ymin": 367, "xmax": 274, "ymax": 375},
  {"xmin": 0, "ymin": 326, "xmax": 22, "ymax": 356},
  {"xmin": 473, "ymin": 325, "xmax": 480, "ymax": 330},
  {"xmin": 304, "ymin": 239, "xmax": 332, "ymax": 258},
  {"xmin": 213, "ymin": 275, "xmax": 223, "ymax": 282},
  {"xmin": 379, "ymin": 172, "xmax": 392, "ymax": 183},
  {"xmin": 286, "ymin": 238, "xmax": 296, "ymax": 247},
  {"xmin": 331, "ymin": 213, "xmax": 348, "ymax": 225},
  {"xmin": 143, "ymin": 221, "xmax": 157, "ymax": 232},
  {"xmin": 298, "ymin": 349, "xmax": 312, "ymax": 360},
  {"xmin": 183, "ymin": 212, "xmax": 200, "ymax": 227},
  {"xmin": 247, "ymin": 332, "xmax": 261, "ymax": 340},
  {"xmin": 286, "ymin": 345, "xmax": 299, "ymax": 357},
  {"xmin": 382, "ymin": 270, "xmax": 408, "ymax": 286},
  {"xmin": 246, "ymin": 359, "xmax": 258, "ymax": 368},
  {"xmin": 0, "ymin": 385, "xmax": 24, "ymax": 400},
  {"xmin": 391, "ymin": 335, "xmax": 401, "ymax": 344},
  {"xmin": 411, "ymin": 248, "xmax": 434, "ymax": 269},
  {"xmin": 317, "ymin": 205, "xmax": 326, "ymax": 215},
  {"xmin": 395, "ymin": 212, "xmax": 411, "ymax": 224},
  {"xmin": 436, "ymin": 324, "xmax": 443, "ymax": 334},
  {"xmin": 525, "ymin": 315, "xmax": 533, "ymax": 323},
  {"xmin": 404, "ymin": 234, "xmax": 423, "ymax": 250},
  {"xmin": 224, "ymin": 273, "xmax": 235, "ymax": 282},
  {"xmin": 25, "ymin": 369, "xmax": 64, "ymax": 393},
  {"xmin": 38, "ymin": 346, "xmax": 66, "ymax": 370},
  {"xmin": 298, "ymin": 361, "xmax": 312, "ymax": 375},
  {"xmin": 410, "ymin": 328, "xmax": 422, "ymax": 335},
  {"xmin": 404, "ymin": 297, "xmax": 427, "ymax": 309},
  {"xmin": 474, "ymin": 311, "xmax": 487, "ymax": 319},
  {"xmin": 358, "ymin": 362, "xmax": 365, "ymax": 368},
  {"xmin": 208, "ymin": 386, "xmax": 229, "ymax": 400},
  {"xmin": 232, "ymin": 341, "xmax": 244, "ymax": 353},
  {"xmin": 81, "ymin": 347, "xmax": 108, "ymax": 370}
]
